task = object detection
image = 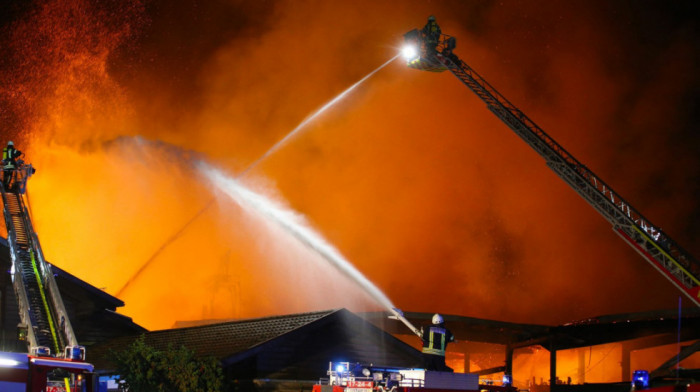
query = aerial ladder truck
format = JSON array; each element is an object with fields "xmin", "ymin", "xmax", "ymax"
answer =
[
  {"xmin": 0, "ymin": 162, "xmax": 95, "ymax": 392},
  {"xmin": 401, "ymin": 27, "xmax": 700, "ymax": 309},
  {"xmin": 396, "ymin": 23, "xmax": 700, "ymax": 392}
]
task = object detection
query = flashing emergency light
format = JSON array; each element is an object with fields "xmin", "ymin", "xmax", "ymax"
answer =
[
  {"xmin": 65, "ymin": 345, "xmax": 86, "ymax": 361},
  {"xmin": 632, "ymin": 370, "xmax": 649, "ymax": 389},
  {"xmin": 32, "ymin": 346, "xmax": 50, "ymax": 357},
  {"xmin": 502, "ymin": 374, "xmax": 512, "ymax": 386},
  {"xmin": 401, "ymin": 45, "xmax": 419, "ymax": 61},
  {"xmin": 336, "ymin": 364, "xmax": 345, "ymax": 373},
  {"xmin": 0, "ymin": 358, "xmax": 21, "ymax": 367}
]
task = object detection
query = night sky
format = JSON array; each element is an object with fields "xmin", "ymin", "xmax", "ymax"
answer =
[{"xmin": 0, "ymin": 0, "xmax": 698, "ymax": 330}]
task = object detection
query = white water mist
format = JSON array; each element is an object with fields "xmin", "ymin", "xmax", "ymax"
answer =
[{"xmin": 199, "ymin": 161, "xmax": 395, "ymax": 311}]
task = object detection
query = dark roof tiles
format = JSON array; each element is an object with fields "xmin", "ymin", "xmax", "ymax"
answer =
[{"xmin": 90, "ymin": 309, "xmax": 338, "ymax": 367}]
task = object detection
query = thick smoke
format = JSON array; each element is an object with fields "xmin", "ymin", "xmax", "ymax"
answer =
[{"xmin": 0, "ymin": 0, "xmax": 698, "ymax": 330}]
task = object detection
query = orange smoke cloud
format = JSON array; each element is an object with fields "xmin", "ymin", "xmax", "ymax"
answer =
[{"xmin": 0, "ymin": 0, "xmax": 698, "ymax": 332}]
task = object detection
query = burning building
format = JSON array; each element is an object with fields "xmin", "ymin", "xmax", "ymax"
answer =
[{"xmin": 0, "ymin": 1, "xmax": 698, "ymax": 388}]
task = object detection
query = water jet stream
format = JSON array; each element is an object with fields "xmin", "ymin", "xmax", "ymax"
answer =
[
  {"xmin": 240, "ymin": 54, "xmax": 399, "ymax": 176},
  {"xmin": 199, "ymin": 161, "xmax": 394, "ymax": 310},
  {"xmin": 116, "ymin": 56, "xmax": 400, "ymax": 306}
]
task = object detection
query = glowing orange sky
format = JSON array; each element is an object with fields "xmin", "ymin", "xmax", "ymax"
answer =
[{"xmin": 0, "ymin": 0, "xmax": 698, "ymax": 330}]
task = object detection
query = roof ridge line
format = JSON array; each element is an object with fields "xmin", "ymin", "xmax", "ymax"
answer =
[{"xmin": 150, "ymin": 308, "xmax": 342, "ymax": 334}]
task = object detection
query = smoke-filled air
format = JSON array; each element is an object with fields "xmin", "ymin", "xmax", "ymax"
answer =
[{"xmin": 0, "ymin": 0, "xmax": 698, "ymax": 330}]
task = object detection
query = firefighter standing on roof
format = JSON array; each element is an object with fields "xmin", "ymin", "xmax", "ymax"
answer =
[
  {"xmin": 2, "ymin": 141, "xmax": 22, "ymax": 191},
  {"xmin": 422, "ymin": 15, "xmax": 441, "ymax": 57},
  {"xmin": 421, "ymin": 313, "xmax": 455, "ymax": 372}
]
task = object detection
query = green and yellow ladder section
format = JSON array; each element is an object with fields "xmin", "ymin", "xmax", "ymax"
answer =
[
  {"xmin": 404, "ymin": 30, "xmax": 700, "ymax": 306},
  {"xmin": 0, "ymin": 185, "xmax": 79, "ymax": 356}
]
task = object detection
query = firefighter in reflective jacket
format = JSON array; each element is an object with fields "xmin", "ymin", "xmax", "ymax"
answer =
[
  {"xmin": 2, "ymin": 141, "xmax": 22, "ymax": 191},
  {"xmin": 422, "ymin": 15, "xmax": 441, "ymax": 57},
  {"xmin": 421, "ymin": 313, "xmax": 455, "ymax": 372}
]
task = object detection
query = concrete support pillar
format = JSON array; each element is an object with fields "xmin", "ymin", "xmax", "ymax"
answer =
[
  {"xmin": 578, "ymin": 347, "xmax": 586, "ymax": 384},
  {"xmin": 505, "ymin": 344, "xmax": 513, "ymax": 383},
  {"xmin": 550, "ymin": 345, "xmax": 558, "ymax": 392},
  {"xmin": 621, "ymin": 343, "xmax": 631, "ymax": 382},
  {"xmin": 464, "ymin": 351, "xmax": 470, "ymax": 373}
]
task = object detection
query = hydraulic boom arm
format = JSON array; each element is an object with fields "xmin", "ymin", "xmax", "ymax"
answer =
[{"xmin": 403, "ymin": 30, "xmax": 700, "ymax": 306}]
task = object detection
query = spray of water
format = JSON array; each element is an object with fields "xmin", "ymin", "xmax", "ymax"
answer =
[
  {"xmin": 199, "ymin": 160, "xmax": 395, "ymax": 311},
  {"xmin": 116, "ymin": 55, "xmax": 399, "ymax": 308},
  {"xmin": 240, "ymin": 54, "xmax": 400, "ymax": 176}
]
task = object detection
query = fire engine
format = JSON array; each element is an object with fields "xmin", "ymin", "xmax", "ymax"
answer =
[
  {"xmin": 312, "ymin": 361, "xmax": 515, "ymax": 392},
  {"xmin": 0, "ymin": 351, "xmax": 94, "ymax": 392},
  {"xmin": 0, "ymin": 162, "xmax": 96, "ymax": 391},
  {"xmin": 313, "ymin": 309, "xmax": 516, "ymax": 392}
]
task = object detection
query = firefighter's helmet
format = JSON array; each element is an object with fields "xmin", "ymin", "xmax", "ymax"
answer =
[
  {"xmin": 7, "ymin": 141, "xmax": 13, "ymax": 147},
  {"xmin": 432, "ymin": 313, "xmax": 443, "ymax": 325},
  {"xmin": 428, "ymin": 15, "xmax": 436, "ymax": 22}
]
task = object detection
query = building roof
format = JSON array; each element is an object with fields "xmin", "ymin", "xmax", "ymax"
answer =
[
  {"xmin": 363, "ymin": 310, "xmax": 550, "ymax": 345},
  {"xmin": 89, "ymin": 308, "xmax": 423, "ymax": 378},
  {"xmin": 88, "ymin": 309, "xmax": 338, "ymax": 368},
  {"xmin": 51, "ymin": 263, "xmax": 125, "ymax": 310},
  {"xmin": 363, "ymin": 308, "xmax": 700, "ymax": 351},
  {"xmin": 150, "ymin": 309, "xmax": 336, "ymax": 359},
  {"xmin": 545, "ymin": 307, "xmax": 700, "ymax": 350},
  {"xmin": 0, "ymin": 237, "xmax": 146, "ymax": 349}
]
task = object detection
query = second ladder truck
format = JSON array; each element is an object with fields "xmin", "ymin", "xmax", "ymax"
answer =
[{"xmin": 401, "ymin": 27, "xmax": 700, "ymax": 307}]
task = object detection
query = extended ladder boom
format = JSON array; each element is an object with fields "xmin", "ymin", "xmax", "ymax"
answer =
[
  {"xmin": 404, "ymin": 31, "xmax": 700, "ymax": 306},
  {"xmin": 1, "ymin": 163, "xmax": 82, "ymax": 357}
]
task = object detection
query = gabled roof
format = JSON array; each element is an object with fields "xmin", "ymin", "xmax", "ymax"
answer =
[
  {"xmin": 52, "ymin": 264, "xmax": 125, "ymax": 310},
  {"xmin": 89, "ymin": 308, "xmax": 423, "ymax": 377},
  {"xmin": 0, "ymin": 238, "xmax": 145, "ymax": 347},
  {"xmin": 147, "ymin": 309, "xmax": 337, "ymax": 358},
  {"xmin": 89, "ymin": 309, "xmax": 338, "ymax": 368},
  {"xmin": 0, "ymin": 237, "xmax": 125, "ymax": 310},
  {"xmin": 218, "ymin": 308, "xmax": 422, "ymax": 370}
]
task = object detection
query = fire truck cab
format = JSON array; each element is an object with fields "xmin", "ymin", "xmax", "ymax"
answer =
[{"xmin": 0, "ymin": 351, "xmax": 95, "ymax": 392}]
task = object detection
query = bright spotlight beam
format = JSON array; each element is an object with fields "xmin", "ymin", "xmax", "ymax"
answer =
[{"xmin": 401, "ymin": 45, "xmax": 419, "ymax": 61}]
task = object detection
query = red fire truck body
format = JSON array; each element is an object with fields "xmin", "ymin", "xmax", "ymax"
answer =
[
  {"xmin": 0, "ymin": 352, "xmax": 95, "ymax": 392},
  {"xmin": 312, "ymin": 362, "xmax": 516, "ymax": 392}
]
